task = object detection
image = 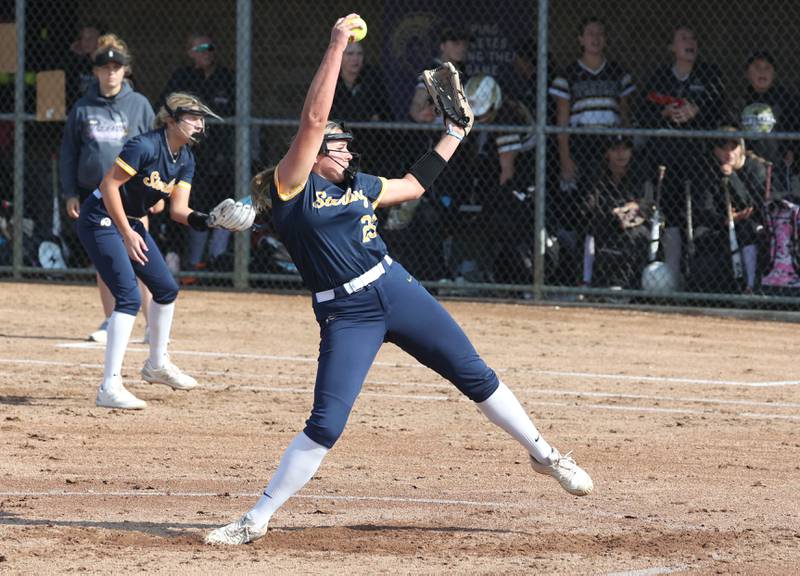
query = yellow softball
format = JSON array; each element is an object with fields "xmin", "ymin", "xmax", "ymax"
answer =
[{"xmin": 347, "ymin": 16, "xmax": 368, "ymax": 43}]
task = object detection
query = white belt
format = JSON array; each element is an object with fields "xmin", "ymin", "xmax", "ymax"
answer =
[{"xmin": 315, "ymin": 255, "xmax": 393, "ymax": 303}]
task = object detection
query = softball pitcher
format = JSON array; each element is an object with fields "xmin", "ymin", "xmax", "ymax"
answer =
[
  {"xmin": 206, "ymin": 14, "xmax": 592, "ymax": 546},
  {"xmin": 77, "ymin": 92, "xmax": 254, "ymax": 410}
]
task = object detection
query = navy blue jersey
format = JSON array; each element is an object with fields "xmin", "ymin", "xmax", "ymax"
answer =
[
  {"xmin": 113, "ymin": 128, "xmax": 196, "ymax": 218},
  {"xmin": 270, "ymin": 170, "xmax": 388, "ymax": 291}
]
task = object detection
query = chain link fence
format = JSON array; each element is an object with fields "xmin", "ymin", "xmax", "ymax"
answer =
[{"xmin": 2, "ymin": 0, "xmax": 800, "ymax": 312}]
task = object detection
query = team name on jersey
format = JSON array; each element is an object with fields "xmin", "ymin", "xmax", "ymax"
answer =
[
  {"xmin": 312, "ymin": 187, "xmax": 370, "ymax": 210},
  {"xmin": 86, "ymin": 118, "xmax": 129, "ymax": 142},
  {"xmin": 142, "ymin": 171, "xmax": 176, "ymax": 196}
]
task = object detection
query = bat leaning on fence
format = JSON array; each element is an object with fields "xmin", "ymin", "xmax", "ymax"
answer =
[
  {"xmin": 649, "ymin": 165, "xmax": 667, "ymax": 262},
  {"xmin": 722, "ymin": 176, "xmax": 744, "ymax": 280},
  {"xmin": 684, "ymin": 179, "xmax": 694, "ymax": 279},
  {"xmin": 765, "ymin": 160, "xmax": 773, "ymax": 202}
]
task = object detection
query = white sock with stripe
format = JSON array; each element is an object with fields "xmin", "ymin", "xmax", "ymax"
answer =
[
  {"xmin": 247, "ymin": 432, "xmax": 329, "ymax": 527},
  {"xmin": 477, "ymin": 380, "xmax": 555, "ymax": 464},
  {"xmin": 101, "ymin": 311, "xmax": 137, "ymax": 388}
]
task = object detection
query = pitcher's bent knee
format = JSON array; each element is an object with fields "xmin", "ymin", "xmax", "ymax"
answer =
[
  {"xmin": 303, "ymin": 418, "xmax": 347, "ymax": 450},
  {"xmin": 457, "ymin": 369, "xmax": 500, "ymax": 403}
]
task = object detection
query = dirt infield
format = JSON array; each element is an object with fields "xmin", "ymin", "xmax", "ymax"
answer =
[{"xmin": 1, "ymin": 281, "xmax": 799, "ymax": 575}]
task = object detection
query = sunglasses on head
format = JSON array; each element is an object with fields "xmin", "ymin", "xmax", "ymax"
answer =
[{"xmin": 192, "ymin": 42, "xmax": 215, "ymax": 53}]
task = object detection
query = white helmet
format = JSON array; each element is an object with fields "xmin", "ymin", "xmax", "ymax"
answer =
[{"xmin": 465, "ymin": 74, "xmax": 502, "ymax": 122}]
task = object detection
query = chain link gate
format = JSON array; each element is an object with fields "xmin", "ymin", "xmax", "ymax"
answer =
[{"xmin": 2, "ymin": 0, "xmax": 799, "ymax": 312}]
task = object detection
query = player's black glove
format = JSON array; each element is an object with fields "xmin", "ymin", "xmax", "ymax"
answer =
[{"xmin": 422, "ymin": 62, "xmax": 474, "ymax": 135}]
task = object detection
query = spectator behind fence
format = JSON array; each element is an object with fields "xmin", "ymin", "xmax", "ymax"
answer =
[
  {"xmin": 688, "ymin": 129, "xmax": 765, "ymax": 293},
  {"xmin": 435, "ymin": 74, "xmax": 536, "ymax": 285},
  {"xmin": 159, "ymin": 32, "xmax": 236, "ymax": 281},
  {"xmin": 386, "ymin": 25, "xmax": 472, "ymax": 280},
  {"xmin": 380, "ymin": 112, "xmax": 442, "ymax": 280},
  {"xmin": 60, "ymin": 33, "xmax": 157, "ymax": 344},
  {"xmin": 638, "ymin": 25, "xmax": 726, "ymax": 288},
  {"xmin": 332, "ymin": 41, "xmax": 391, "ymax": 122},
  {"xmin": 381, "ymin": 68, "xmax": 444, "ymax": 280},
  {"xmin": 409, "ymin": 26, "xmax": 471, "ymax": 124},
  {"xmin": 331, "ymin": 41, "xmax": 393, "ymax": 176},
  {"xmin": 549, "ymin": 17, "xmax": 635, "ymax": 287},
  {"xmin": 433, "ymin": 74, "xmax": 503, "ymax": 284},
  {"xmin": 736, "ymin": 50, "xmax": 798, "ymax": 195},
  {"xmin": 585, "ymin": 136, "xmax": 651, "ymax": 290},
  {"xmin": 498, "ymin": 37, "xmax": 541, "ymax": 115},
  {"xmin": 63, "ymin": 21, "xmax": 105, "ymax": 109},
  {"xmin": 498, "ymin": 36, "xmax": 562, "ymax": 280}
]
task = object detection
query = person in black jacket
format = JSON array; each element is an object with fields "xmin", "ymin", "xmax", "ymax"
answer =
[
  {"xmin": 736, "ymin": 50, "xmax": 798, "ymax": 195},
  {"xmin": 638, "ymin": 25, "xmax": 726, "ymax": 289},
  {"xmin": 689, "ymin": 129, "xmax": 765, "ymax": 293},
  {"xmin": 331, "ymin": 41, "xmax": 393, "ymax": 176},
  {"xmin": 586, "ymin": 136, "xmax": 651, "ymax": 289},
  {"xmin": 159, "ymin": 32, "xmax": 236, "ymax": 277}
]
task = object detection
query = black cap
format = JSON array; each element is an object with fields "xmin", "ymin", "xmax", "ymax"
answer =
[
  {"xmin": 746, "ymin": 49, "xmax": 775, "ymax": 68},
  {"xmin": 440, "ymin": 26, "xmax": 473, "ymax": 43},
  {"xmin": 93, "ymin": 48, "xmax": 129, "ymax": 67},
  {"xmin": 607, "ymin": 135, "xmax": 633, "ymax": 149}
]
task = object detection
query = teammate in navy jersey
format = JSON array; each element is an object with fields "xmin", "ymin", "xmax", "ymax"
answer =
[
  {"xmin": 77, "ymin": 91, "xmax": 254, "ymax": 410},
  {"xmin": 206, "ymin": 14, "xmax": 593, "ymax": 546}
]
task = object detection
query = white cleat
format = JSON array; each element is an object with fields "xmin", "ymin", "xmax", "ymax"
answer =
[
  {"xmin": 88, "ymin": 318, "xmax": 109, "ymax": 344},
  {"xmin": 141, "ymin": 356, "xmax": 198, "ymax": 390},
  {"xmin": 205, "ymin": 513, "xmax": 268, "ymax": 545},
  {"xmin": 530, "ymin": 449, "xmax": 593, "ymax": 496},
  {"xmin": 96, "ymin": 380, "xmax": 147, "ymax": 410}
]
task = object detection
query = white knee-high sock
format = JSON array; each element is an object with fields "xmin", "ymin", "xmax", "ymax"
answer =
[
  {"xmin": 148, "ymin": 301, "xmax": 175, "ymax": 367},
  {"xmin": 247, "ymin": 432, "xmax": 329, "ymax": 527},
  {"xmin": 102, "ymin": 311, "xmax": 137, "ymax": 387},
  {"xmin": 477, "ymin": 381, "xmax": 554, "ymax": 463}
]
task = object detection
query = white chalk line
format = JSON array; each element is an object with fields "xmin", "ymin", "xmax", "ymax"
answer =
[
  {"xmin": 8, "ymin": 361, "xmax": 799, "ymax": 410},
  {"xmin": 205, "ymin": 372, "xmax": 800, "ymax": 410},
  {"xmin": 738, "ymin": 412, "xmax": 800, "ymax": 421},
  {"xmin": 0, "ymin": 490, "xmax": 506, "ymax": 508},
  {"xmin": 606, "ymin": 565, "xmax": 689, "ymax": 576},
  {"xmin": 2, "ymin": 357, "xmax": 799, "ymax": 421},
  {"xmin": 53, "ymin": 341, "xmax": 800, "ymax": 388}
]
